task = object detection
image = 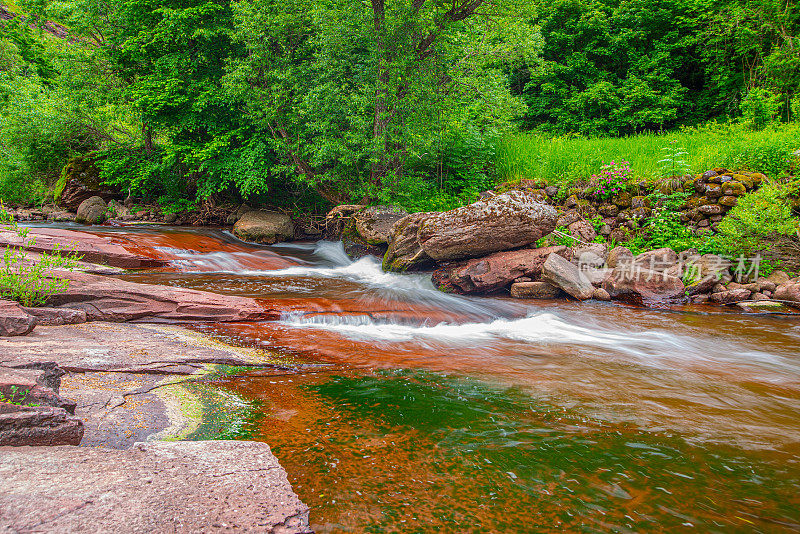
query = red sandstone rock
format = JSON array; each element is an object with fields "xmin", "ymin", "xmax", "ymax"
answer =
[
  {"xmin": 446, "ymin": 246, "xmax": 570, "ymax": 293},
  {"xmin": 0, "ymin": 404, "xmax": 84, "ymax": 446},
  {"xmin": 602, "ymin": 266, "xmax": 685, "ymax": 306},
  {"xmin": 0, "ymin": 228, "xmax": 167, "ymax": 269},
  {"xmin": 48, "ymin": 271, "xmax": 277, "ymax": 323},
  {"xmin": 0, "ymin": 300, "xmax": 36, "ymax": 337}
]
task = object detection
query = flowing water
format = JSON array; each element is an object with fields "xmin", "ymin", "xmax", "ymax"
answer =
[{"xmin": 56, "ymin": 226, "xmax": 800, "ymax": 531}]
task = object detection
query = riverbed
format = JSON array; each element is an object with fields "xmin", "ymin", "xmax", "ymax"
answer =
[{"xmin": 44, "ymin": 225, "xmax": 800, "ymax": 532}]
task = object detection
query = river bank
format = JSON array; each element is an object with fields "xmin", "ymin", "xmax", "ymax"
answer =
[{"xmin": 2, "ymin": 223, "xmax": 800, "ymax": 532}]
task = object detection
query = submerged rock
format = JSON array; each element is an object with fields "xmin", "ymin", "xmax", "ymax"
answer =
[
  {"xmin": 418, "ymin": 191, "xmax": 557, "ymax": 261},
  {"xmin": 233, "ymin": 210, "xmax": 295, "ymax": 244}
]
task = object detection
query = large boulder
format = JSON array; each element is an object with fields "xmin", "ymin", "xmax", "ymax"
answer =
[
  {"xmin": 418, "ymin": 191, "xmax": 557, "ymax": 261},
  {"xmin": 233, "ymin": 210, "xmax": 295, "ymax": 244},
  {"xmin": 774, "ymin": 281, "xmax": 800, "ymax": 303},
  {"xmin": 55, "ymin": 155, "xmax": 118, "ymax": 210},
  {"xmin": 0, "ymin": 300, "xmax": 36, "ymax": 337},
  {"xmin": 444, "ymin": 246, "xmax": 570, "ymax": 294},
  {"xmin": 76, "ymin": 196, "xmax": 108, "ymax": 224},
  {"xmin": 682, "ymin": 254, "xmax": 732, "ymax": 295},
  {"xmin": 541, "ymin": 253, "xmax": 594, "ymax": 300},
  {"xmin": 353, "ymin": 205, "xmax": 408, "ymax": 245},
  {"xmin": 383, "ymin": 212, "xmax": 437, "ymax": 272}
]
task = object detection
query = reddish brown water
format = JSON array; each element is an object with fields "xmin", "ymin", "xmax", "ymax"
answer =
[{"xmin": 56, "ymin": 225, "xmax": 800, "ymax": 531}]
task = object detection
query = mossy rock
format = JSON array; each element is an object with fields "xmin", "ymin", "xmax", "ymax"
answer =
[
  {"xmin": 722, "ymin": 181, "xmax": 747, "ymax": 196},
  {"xmin": 55, "ymin": 154, "xmax": 118, "ymax": 210},
  {"xmin": 613, "ymin": 191, "xmax": 632, "ymax": 208}
]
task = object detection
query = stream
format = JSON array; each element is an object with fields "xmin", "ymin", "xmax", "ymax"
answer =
[{"xmin": 51, "ymin": 225, "xmax": 800, "ymax": 531}]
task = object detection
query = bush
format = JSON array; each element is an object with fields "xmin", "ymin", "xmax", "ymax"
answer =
[
  {"xmin": 740, "ymin": 88, "xmax": 782, "ymax": 131},
  {"xmin": 716, "ymin": 182, "xmax": 800, "ymax": 256},
  {"xmin": 0, "ymin": 204, "xmax": 80, "ymax": 306}
]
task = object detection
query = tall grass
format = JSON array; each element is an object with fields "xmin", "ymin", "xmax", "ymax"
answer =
[{"xmin": 495, "ymin": 122, "xmax": 800, "ymax": 188}]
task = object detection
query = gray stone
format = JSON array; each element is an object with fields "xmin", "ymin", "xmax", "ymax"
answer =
[
  {"xmin": 354, "ymin": 205, "xmax": 409, "ymax": 245},
  {"xmin": 0, "ymin": 441, "xmax": 311, "ymax": 533},
  {"xmin": 542, "ymin": 253, "xmax": 594, "ymax": 300},
  {"xmin": 76, "ymin": 195, "xmax": 108, "ymax": 224},
  {"xmin": 233, "ymin": 210, "xmax": 295, "ymax": 244}
]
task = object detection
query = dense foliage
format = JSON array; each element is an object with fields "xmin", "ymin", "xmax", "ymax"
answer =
[{"xmin": 0, "ymin": 0, "xmax": 798, "ymax": 211}]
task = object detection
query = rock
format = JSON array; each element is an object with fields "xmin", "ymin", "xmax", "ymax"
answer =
[
  {"xmin": 56, "ymin": 155, "xmax": 118, "ymax": 210},
  {"xmin": 757, "ymin": 279, "xmax": 777, "ymax": 293},
  {"xmin": 602, "ymin": 265, "xmax": 685, "ymax": 306},
  {"xmin": 718, "ymin": 196, "xmax": 738, "ymax": 207},
  {"xmin": 226, "ymin": 203, "xmax": 253, "ymax": 225},
  {"xmin": 633, "ymin": 248, "xmax": 678, "ymax": 271},
  {"xmin": 606, "ymin": 246, "xmax": 633, "ymax": 268},
  {"xmin": 698, "ymin": 204, "xmax": 723, "ymax": 215},
  {"xmin": 736, "ymin": 300, "xmax": 795, "ymax": 313},
  {"xmin": 598, "ymin": 224, "xmax": 612, "ymax": 236},
  {"xmin": 444, "ymin": 246, "xmax": 570, "ymax": 293},
  {"xmin": 774, "ymin": 281, "xmax": 800, "ymax": 303},
  {"xmin": 592, "ymin": 287, "xmax": 611, "ymax": 301},
  {"xmin": 418, "ymin": 191, "xmax": 557, "ymax": 261},
  {"xmin": 541, "ymin": 253, "xmax": 594, "ymax": 300},
  {"xmin": 509, "ymin": 281, "xmax": 561, "ymax": 299},
  {"xmin": 704, "ymin": 184, "xmax": 723, "ymax": 199},
  {"xmin": 47, "ymin": 271, "xmax": 278, "ymax": 323},
  {"xmin": 0, "ymin": 441, "xmax": 311, "ymax": 533},
  {"xmin": 20, "ymin": 306, "xmax": 87, "ymax": 326},
  {"xmin": 557, "ymin": 209, "xmax": 582, "ymax": 228},
  {"xmin": 383, "ymin": 212, "xmax": 437, "ymax": 271},
  {"xmin": 573, "ymin": 243, "xmax": 608, "ymax": 263},
  {"xmin": 545, "ymin": 186, "xmax": 559, "ymax": 197},
  {"xmin": 163, "ymin": 212, "xmax": 178, "ymax": 224},
  {"xmin": 0, "ymin": 300, "xmax": 36, "ymax": 337},
  {"xmin": 751, "ymin": 292, "xmax": 770, "ymax": 301},
  {"xmin": 567, "ymin": 220, "xmax": 597, "ymax": 242},
  {"xmin": 683, "ymin": 254, "xmax": 731, "ymax": 295},
  {"xmin": 0, "ymin": 366, "xmax": 75, "ymax": 414},
  {"xmin": 233, "ymin": 210, "xmax": 295, "ymax": 244},
  {"xmin": 631, "ymin": 196, "xmax": 651, "ymax": 209},
  {"xmin": 709, "ymin": 288, "xmax": 752, "ymax": 303},
  {"xmin": 691, "ymin": 294, "xmax": 710, "ymax": 304},
  {"xmin": 608, "ymin": 227, "xmax": 633, "ymax": 243},
  {"xmin": 354, "ymin": 205, "xmax": 409, "ymax": 245},
  {"xmin": 0, "ymin": 228, "xmax": 167, "ymax": 269},
  {"xmin": 599, "ymin": 204, "xmax": 620, "ymax": 217},
  {"xmin": 76, "ymin": 196, "xmax": 108, "ymax": 224},
  {"xmin": 766, "ymin": 271, "xmax": 791, "ymax": 285},
  {"xmin": 0, "ymin": 404, "xmax": 84, "ymax": 446}
]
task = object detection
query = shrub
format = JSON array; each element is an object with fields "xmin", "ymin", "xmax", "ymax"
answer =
[
  {"xmin": 719, "ymin": 182, "xmax": 800, "ymax": 270},
  {"xmin": 592, "ymin": 160, "xmax": 631, "ymax": 201},
  {"xmin": 740, "ymin": 88, "xmax": 782, "ymax": 131},
  {"xmin": 0, "ymin": 204, "xmax": 80, "ymax": 306}
]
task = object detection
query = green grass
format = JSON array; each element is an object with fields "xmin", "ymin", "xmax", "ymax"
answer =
[{"xmin": 495, "ymin": 121, "xmax": 800, "ymax": 188}]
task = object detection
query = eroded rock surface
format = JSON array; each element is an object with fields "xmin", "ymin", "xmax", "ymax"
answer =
[
  {"xmin": 0, "ymin": 441, "xmax": 311, "ymax": 533},
  {"xmin": 418, "ymin": 191, "xmax": 557, "ymax": 261},
  {"xmin": 0, "ymin": 299, "xmax": 37, "ymax": 337},
  {"xmin": 383, "ymin": 212, "xmax": 436, "ymax": 272},
  {"xmin": 48, "ymin": 270, "xmax": 277, "ymax": 323},
  {"xmin": 354, "ymin": 205, "xmax": 408, "ymax": 245}
]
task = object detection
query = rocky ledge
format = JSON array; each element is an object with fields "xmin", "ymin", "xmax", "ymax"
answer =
[{"xmin": 0, "ymin": 441, "xmax": 311, "ymax": 533}]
